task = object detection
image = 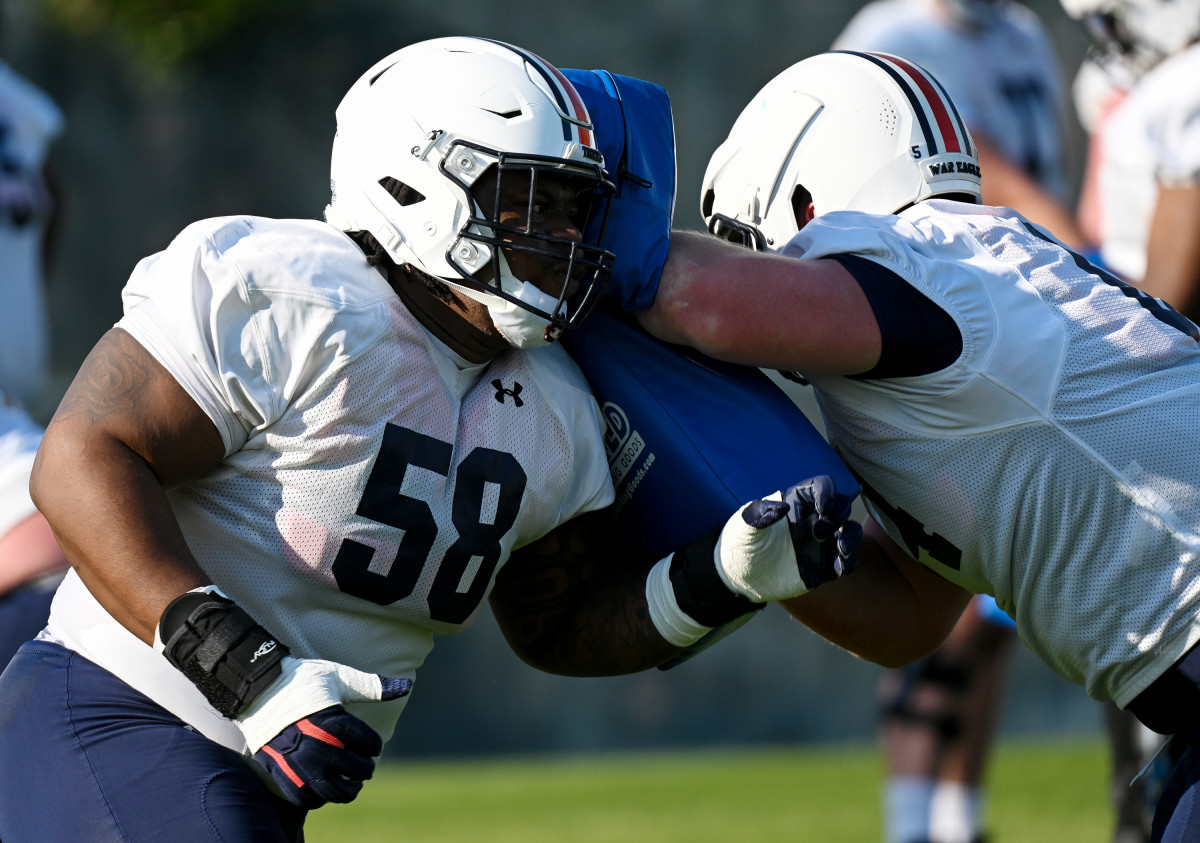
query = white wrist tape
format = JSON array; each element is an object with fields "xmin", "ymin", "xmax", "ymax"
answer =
[{"xmin": 645, "ymin": 555, "xmax": 714, "ymax": 648}]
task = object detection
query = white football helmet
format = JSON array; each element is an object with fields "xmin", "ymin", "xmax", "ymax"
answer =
[
  {"xmin": 325, "ymin": 37, "xmax": 614, "ymax": 346},
  {"xmin": 1060, "ymin": 0, "xmax": 1200, "ymax": 74},
  {"xmin": 701, "ymin": 51, "xmax": 980, "ymax": 251}
]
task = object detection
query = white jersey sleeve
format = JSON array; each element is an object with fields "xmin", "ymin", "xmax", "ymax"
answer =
[
  {"xmin": 47, "ymin": 216, "xmax": 614, "ymax": 750},
  {"xmin": 786, "ymin": 201, "xmax": 1200, "ymax": 707},
  {"xmin": 118, "ymin": 216, "xmax": 395, "ymax": 454}
]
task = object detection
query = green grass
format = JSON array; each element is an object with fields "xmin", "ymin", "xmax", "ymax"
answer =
[{"xmin": 305, "ymin": 737, "xmax": 1113, "ymax": 842}]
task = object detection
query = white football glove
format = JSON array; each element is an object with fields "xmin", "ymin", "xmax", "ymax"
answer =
[
  {"xmin": 647, "ymin": 476, "xmax": 861, "ymax": 648},
  {"xmin": 236, "ymin": 655, "xmax": 410, "ymax": 753}
]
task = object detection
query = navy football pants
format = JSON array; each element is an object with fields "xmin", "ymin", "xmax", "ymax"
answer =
[
  {"xmin": 1152, "ymin": 737, "xmax": 1200, "ymax": 843},
  {"xmin": 0, "ymin": 641, "xmax": 305, "ymax": 842}
]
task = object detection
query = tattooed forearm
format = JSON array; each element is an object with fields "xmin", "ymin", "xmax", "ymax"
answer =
[{"xmin": 491, "ymin": 512, "xmax": 680, "ymax": 676}]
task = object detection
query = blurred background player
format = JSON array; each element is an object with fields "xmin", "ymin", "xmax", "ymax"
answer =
[
  {"xmin": 832, "ymin": 3, "xmax": 1088, "ymax": 840},
  {"xmin": 834, "ymin": 0, "xmax": 1087, "ymax": 248},
  {"xmin": 1064, "ymin": 1, "xmax": 1200, "ymax": 838},
  {"xmin": 0, "ymin": 53, "xmax": 63, "ymax": 412},
  {"xmin": 0, "ymin": 53, "xmax": 67, "ymax": 676},
  {"xmin": 1064, "ymin": 0, "xmax": 1200, "ymax": 321},
  {"xmin": 0, "ymin": 391, "xmax": 67, "ymax": 669}
]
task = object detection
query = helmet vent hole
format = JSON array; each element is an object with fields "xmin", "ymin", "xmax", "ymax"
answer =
[
  {"xmin": 879, "ymin": 98, "xmax": 898, "ymax": 138},
  {"xmin": 380, "ymin": 176, "xmax": 425, "ymax": 207}
]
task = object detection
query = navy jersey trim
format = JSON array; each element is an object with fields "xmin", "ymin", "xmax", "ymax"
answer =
[{"xmin": 832, "ymin": 254, "xmax": 963, "ymax": 378}]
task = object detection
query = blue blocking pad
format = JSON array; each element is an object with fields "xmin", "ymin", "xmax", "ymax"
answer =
[
  {"xmin": 563, "ymin": 307, "xmax": 859, "ymax": 560},
  {"xmin": 562, "ymin": 68, "xmax": 676, "ymax": 313}
]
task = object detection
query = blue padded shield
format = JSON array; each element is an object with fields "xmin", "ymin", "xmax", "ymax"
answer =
[
  {"xmin": 563, "ymin": 68, "xmax": 675, "ymax": 312},
  {"xmin": 564, "ymin": 309, "xmax": 859, "ymax": 668},
  {"xmin": 563, "ymin": 307, "xmax": 859, "ymax": 561}
]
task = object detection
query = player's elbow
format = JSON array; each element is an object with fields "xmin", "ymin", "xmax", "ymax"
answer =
[
  {"xmin": 868, "ymin": 632, "xmax": 951, "ymax": 669},
  {"xmin": 28, "ymin": 423, "xmax": 75, "ymax": 518}
]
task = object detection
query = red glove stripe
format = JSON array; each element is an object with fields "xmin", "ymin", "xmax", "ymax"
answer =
[
  {"xmin": 260, "ymin": 745, "xmax": 306, "ymax": 788},
  {"xmin": 297, "ymin": 717, "xmax": 346, "ymax": 748}
]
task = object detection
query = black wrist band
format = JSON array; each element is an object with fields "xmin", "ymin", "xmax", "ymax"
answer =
[
  {"xmin": 669, "ymin": 526, "xmax": 764, "ymax": 628},
  {"xmin": 158, "ymin": 589, "xmax": 290, "ymax": 718}
]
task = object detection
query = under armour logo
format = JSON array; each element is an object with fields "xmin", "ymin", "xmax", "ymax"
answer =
[{"xmin": 492, "ymin": 379, "xmax": 524, "ymax": 406}]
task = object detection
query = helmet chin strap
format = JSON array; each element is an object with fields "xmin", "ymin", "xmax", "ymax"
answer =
[{"xmin": 444, "ymin": 252, "xmax": 562, "ymax": 349}]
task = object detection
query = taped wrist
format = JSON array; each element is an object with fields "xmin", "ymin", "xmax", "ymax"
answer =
[
  {"xmin": 646, "ymin": 556, "xmax": 712, "ymax": 648},
  {"xmin": 669, "ymin": 525, "xmax": 764, "ymax": 628},
  {"xmin": 158, "ymin": 589, "xmax": 290, "ymax": 719}
]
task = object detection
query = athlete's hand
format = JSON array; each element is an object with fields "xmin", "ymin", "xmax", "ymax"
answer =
[
  {"xmin": 650, "ymin": 476, "xmax": 861, "ymax": 646},
  {"xmin": 717, "ymin": 476, "xmax": 861, "ymax": 601},
  {"xmin": 238, "ymin": 656, "xmax": 411, "ymax": 808}
]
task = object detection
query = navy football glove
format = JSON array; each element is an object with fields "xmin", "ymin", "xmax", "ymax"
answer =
[
  {"xmin": 563, "ymin": 68, "xmax": 676, "ymax": 312},
  {"xmin": 647, "ymin": 476, "xmax": 861, "ymax": 648},
  {"xmin": 238, "ymin": 658, "xmax": 411, "ymax": 809},
  {"xmin": 729, "ymin": 476, "xmax": 863, "ymax": 597},
  {"xmin": 156, "ymin": 588, "xmax": 413, "ymax": 809},
  {"xmin": 254, "ymin": 695, "xmax": 405, "ymax": 809},
  {"xmin": 675, "ymin": 475, "xmax": 861, "ymax": 616}
]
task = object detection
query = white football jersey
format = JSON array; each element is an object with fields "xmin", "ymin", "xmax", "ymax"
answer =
[
  {"xmin": 0, "ymin": 392, "xmax": 42, "ymax": 539},
  {"xmin": 1083, "ymin": 44, "xmax": 1200, "ymax": 282},
  {"xmin": 833, "ymin": 0, "xmax": 1072, "ymax": 201},
  {"xmin": 0, "ymin": 62, "xmax": 62, "ymax": 408},
  {"xmin": 45, "ymin": 216, "xmax": 615, "ymax": 750},
  {"xmin": 786, "ymin": 200, "xmax": 1200, "ymax": 707}
]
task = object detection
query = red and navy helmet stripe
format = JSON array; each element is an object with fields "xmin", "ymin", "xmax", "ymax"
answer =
[
  {"xmin": 832, "ymin": 50, "xmax": 974, "ymax": 158},
  {"xmin": 484, "ymin": 39, "xmax": 594, "ymax": 147}
]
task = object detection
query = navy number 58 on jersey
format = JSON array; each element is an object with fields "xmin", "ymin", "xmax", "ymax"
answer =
[{"xmin": 332, "ymin": 423, "xmax": 527, "ymax": 623}]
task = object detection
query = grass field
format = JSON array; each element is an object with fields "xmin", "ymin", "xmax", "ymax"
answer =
[{"xmin": 305, "ymin": 737, "xmax": 1113, "ymax": 842}]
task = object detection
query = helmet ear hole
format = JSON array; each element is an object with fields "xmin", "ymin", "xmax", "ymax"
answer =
[
  {"xmin": 378, "ymin": 177, "xmax": 425, "ymax": 207},
  {"xmin": 790, "ymin": 184, "xmax": 813, "ymax": 225},
  {"xmin": 702, "ymin": 188, "xmax": 716, "ymax": 219}
]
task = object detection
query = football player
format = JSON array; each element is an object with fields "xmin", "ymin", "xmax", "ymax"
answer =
[
  {"xmin": 620, "ymin": 49, "xmax": 1200, "ymax": 843},
  {"xmin": 832, "ymin": 2, "xmax": 1088, "ymax": 839},
  {"xmin": 1064, "ymin": 0, "xmax": 1200, "ymax": 321},
  {"xmin": 0, "ymin": 38, "xmax": 860, "ymax": 841},
  {"xmin": 0, "ymin": 57, "xmax": 62, "ymax": 410}
]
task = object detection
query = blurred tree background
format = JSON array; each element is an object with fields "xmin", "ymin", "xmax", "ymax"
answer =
[{"xmin": 4, "ymin": 0, "xmax": 1100, "ymax": 759}]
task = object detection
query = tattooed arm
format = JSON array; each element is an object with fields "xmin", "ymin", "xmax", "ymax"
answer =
[
  {"xmin": 29, "ymin": 327, "xmax": 225, "ymax": 644},
  {"xmin": 489, "ymin": 509, "xmax": 681, "ymax": 676}
]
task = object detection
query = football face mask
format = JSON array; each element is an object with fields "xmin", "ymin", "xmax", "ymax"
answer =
[{"xmin": 452, "ymin": 148, "xmax": 615, "ymax": 344}]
